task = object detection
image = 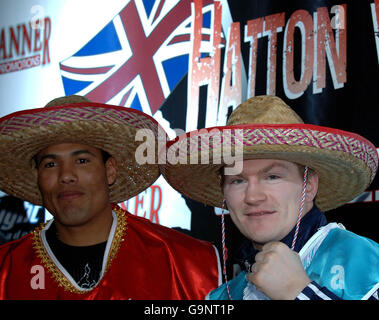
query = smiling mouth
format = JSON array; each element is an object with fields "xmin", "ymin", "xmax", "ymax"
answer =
[
  {"xmin": 58, "ymin": 191, "xmax": 84, "ymax": 201},
  {"xmin": 245, "ymin": 211, "xmax": 276, "ymax": 217}
]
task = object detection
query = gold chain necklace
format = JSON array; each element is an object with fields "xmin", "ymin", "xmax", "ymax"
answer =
[{"xmin": 32, "ymin": 205, "xmax": 127, "ymax": 294}]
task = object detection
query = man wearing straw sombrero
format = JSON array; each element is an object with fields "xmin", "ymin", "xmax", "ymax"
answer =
[
  {"xmin": 0, "ymin": 95, "xmax": 220, "ymax": 299},
  {"xmin": 161, "ymin": 95, "xmax": 379, "ymax": 300}
]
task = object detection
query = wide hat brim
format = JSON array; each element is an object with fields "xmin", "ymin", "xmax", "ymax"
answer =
[
  {"xmin": 160, "ymin": 123, "xmax": 378, "ymax": 212},
  {"xmin": 0, "ymin": 102, "xmax": 163, "ymax": 205}
]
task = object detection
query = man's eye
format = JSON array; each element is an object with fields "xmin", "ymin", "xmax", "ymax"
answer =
[
  {"xmin": 231, "ymin": 178, "xmax": 244, "ymax": 185},
  {"xmin": 77, "ymin": 158, "xmax": 89, "ymax": 164},
  {"xmin": 44, "ymin": 162, "xmax": 56, "ymax": 168},
  {"xmin": 267, "ymin": 174, "xmax": 280, "ymax": 180}
]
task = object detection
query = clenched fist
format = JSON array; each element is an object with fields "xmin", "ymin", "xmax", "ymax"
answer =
[{"xmin": 248, "ymin": 242, "xmax": 311, "ymax": 300}]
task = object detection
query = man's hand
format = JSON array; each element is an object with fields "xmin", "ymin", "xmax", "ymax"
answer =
[{"xmin": 248, "ymin": 242, "xmax": 311, "ymax": 300}]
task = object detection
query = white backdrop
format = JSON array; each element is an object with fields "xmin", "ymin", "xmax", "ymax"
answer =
[{"xmin": 0, "ymin": 0, "xmax": 192, "ymax": 229}]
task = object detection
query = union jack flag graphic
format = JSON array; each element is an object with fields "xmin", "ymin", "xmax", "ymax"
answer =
[{"xmin": 59, "ymin": 0, "xmax": 219, "ymax": 115}]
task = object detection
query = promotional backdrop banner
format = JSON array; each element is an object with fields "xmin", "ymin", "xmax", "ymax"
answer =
[{"xmin": 0, "ymin": 0, "xmax": 378, "ymax": 256}]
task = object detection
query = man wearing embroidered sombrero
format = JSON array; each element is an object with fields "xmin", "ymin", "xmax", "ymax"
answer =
[
  {"xmin": 0, "ymin": 95, "xmax": 220, "ymax": 299},
  {"xmin": 161, "ymin": 95, "xmax": 379, "ymax": 300}
]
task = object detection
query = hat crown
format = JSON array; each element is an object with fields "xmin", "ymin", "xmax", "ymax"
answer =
[
  {"xmin": 227, "ymin": 95, "xmax": 304, "ymax": 126},
  {"xmin": 44, "ymin": 95, "xmax": 91, "ymax": 108}
]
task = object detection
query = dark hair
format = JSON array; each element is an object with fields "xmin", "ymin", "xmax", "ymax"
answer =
[
  {"xmin": 218, "ymin": 166, "xmax": 225, "ymax": 188},
  {"xmin": 101, "ymin": 150, "xmax": 112, "ymax": 163}
]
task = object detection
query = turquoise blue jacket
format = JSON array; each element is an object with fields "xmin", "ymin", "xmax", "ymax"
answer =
[{"xmin": 208, "ymin": 223, "xmax": 379, "ymax": 300}]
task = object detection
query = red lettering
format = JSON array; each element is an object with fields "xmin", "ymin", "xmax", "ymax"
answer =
[
  {"xmin": 187, "ymin": 0, "xmax": 222, "ymax": 130},
  {"xmin": 264, "ymin": 13, "xmax": 285, "ymax": 95},
  {"xmin": 42, "ymin": 17, "xmax": 51, "ymax": 65},
  {"xmin": 245, "ymin": 13, "xmax": 284, "ymax": 97},
  {"xmin": 33, "ymin": 27, "xmax": 42, "ymax": 52},
  {"xmin": 283, "ymin": 9, "xmax": 314, "ymax": 99},
  {"xmin": 0, "ymin": 29, "xmax": 6, "ymax": 59},
  {"xmin": 8, "ymin": 25, "xmax": 21, "ymax": 59},
  {"xmin": 21, "ymin": 23, "xmax": 32, "ymax": 56},
  {"xmin": 149, "ymin": 185, "xmax": 162, "ymax": 224},
  {"xmin": 134, "ymin": 193, "xmax": 145, "ymax": 217},
  {"xmin": 0, "ymin": 54, "xmax": 40, "ymax": 75},
  {"xmin": 119, "ymin": 201, "xmax": 129, "ymax": 212},
  {"xmin": 314, "ymin": 5, "xmax": 347, "ymax": 93}
]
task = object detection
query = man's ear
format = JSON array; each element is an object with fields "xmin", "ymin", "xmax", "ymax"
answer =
[
  {"xmin": 306, "ymin": 170, "xmax": 319, "ymax": 203},
  {"xmin": 32, "ymin": 158, "xmax": 39, "ymax": 182},
  {"xmin": 105, "ymin": 157, "xmax": 117, "ymax": 186}
]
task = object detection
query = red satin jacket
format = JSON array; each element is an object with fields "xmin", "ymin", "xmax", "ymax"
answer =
[{"xmin": 0, "ymin": 205, "xmax": 220, "ymax": 299}]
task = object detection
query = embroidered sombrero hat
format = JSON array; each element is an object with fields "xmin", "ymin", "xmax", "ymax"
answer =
[
  {"xmin": 0, "ymin": 95, "xmax": 165, "ymax": 205},
  {"xmin": 160, "ymin": 95, "xmax": 378, "ymax": 211}
]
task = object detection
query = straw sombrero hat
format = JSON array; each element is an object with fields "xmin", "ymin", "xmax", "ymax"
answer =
[
  {"xmin": 160, "ymin": 96, "xmax": 378, "ymax": 211},
  {"xmin": 0, "ymin": 95, "xmax": 165, "ymax": 205}
]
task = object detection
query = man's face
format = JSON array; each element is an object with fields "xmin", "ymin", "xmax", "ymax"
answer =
[
  {"xmin": 223, "ymin": 159, "xmax": 318, "ymax": 249},
  {"xmin": 36, "ymin": 143, "xmax": 116, "ymax": 228}
]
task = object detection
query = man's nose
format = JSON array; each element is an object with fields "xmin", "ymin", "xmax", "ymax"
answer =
[
  {"xmin": 59, "ymin": 163, "xmax": 77, "ymax": 184},
  {"xmin": 244, "ymin": 179, "xmax": 267, "ymax": 205}
]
